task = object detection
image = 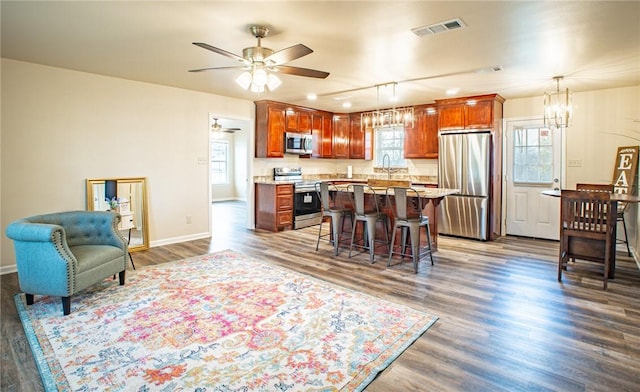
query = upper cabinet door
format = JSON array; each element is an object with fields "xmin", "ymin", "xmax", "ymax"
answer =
[
  {"xmin": 285, "ymin": 108, "xmax": 298, "ymax": 132},
  {"xmin": 465, "ymin": 100, "xmax": 493, "ymax": 129},
  {"xmin": 404, "ymin": 105, "xmax": 438, "ymax": 159},
  {"xmin": 349, "ymin": 113, "xmax": 365, "ymax": 159},
  {"xmin": 285, "ymin": 108, "xmax": 312, "ymax": 133},
  {"xmin": 438, "ymin": 104, "xmax": 465, "ymax": 130},
  {"xmin": 255, "ymin": 101, "xmax": 285, "ymax": 158},
  {"xmin": 332, "ymin": 114, "xmax": 350, "ymax": 159}
]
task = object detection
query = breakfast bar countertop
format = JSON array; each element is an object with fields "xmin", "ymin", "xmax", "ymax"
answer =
[
  {"xmin": 253, "ymin": 177, "xmax": 439, "ymax": 187},
  {"xmin": 329, "ymin": 183, "xmax": 459, "ymax": 198}
]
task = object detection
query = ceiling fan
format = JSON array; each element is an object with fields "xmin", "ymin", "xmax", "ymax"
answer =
[
  {"xmin": 189, "ymin": 25, "xmax": 330, "ymax": 80},
  {"xmin": 211, "ymin": 118, "xmax": 241, "ymax": 133}
]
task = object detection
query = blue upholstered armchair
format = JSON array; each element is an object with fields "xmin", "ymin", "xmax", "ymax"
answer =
[{"xmin": 6, "ymin": 210, "xmax": 128, "ymax": 315}]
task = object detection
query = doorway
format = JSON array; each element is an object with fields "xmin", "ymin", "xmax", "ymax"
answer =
[
  {"xmin": 504, "ymin": 119, "xmax": 563, "ymax": 240},
  {"xmin": 209, "ymin": 115, "xmax": 252, "ymax": 236}
]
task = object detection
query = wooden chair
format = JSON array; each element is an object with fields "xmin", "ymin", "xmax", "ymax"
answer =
[
  {"xmin": 576, "ymin": 183, "xmax": 631, "ymax": 256},
  {"xmin": 558, "ymin": 189, "xmax": 616, "ymax": 289}
]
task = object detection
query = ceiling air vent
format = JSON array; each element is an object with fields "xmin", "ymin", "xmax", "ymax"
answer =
[{"xmin": 411, "ymin": 18, "xmax": 466, "ymax": 37}]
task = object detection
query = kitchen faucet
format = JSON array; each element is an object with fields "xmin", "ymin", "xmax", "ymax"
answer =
[{"xmin": 382, "ymin": 153, "xmax": 391, "ymax": 180}]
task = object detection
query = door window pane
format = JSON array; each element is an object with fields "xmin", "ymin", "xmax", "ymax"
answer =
[{"xmin": 513, "ymin": 127, "xmax": 555, "ymax": 184}]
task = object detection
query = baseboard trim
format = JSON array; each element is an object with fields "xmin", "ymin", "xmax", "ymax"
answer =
[
  {"xmin": 1, "ymin": 264, "xmax": 18, "ymax": 275},
  {"xmin": 149, "ymin": 232, "xmax": 211, "ymax": 248}
]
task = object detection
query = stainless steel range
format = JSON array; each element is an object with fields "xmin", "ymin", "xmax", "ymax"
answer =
[{"xmin": 273, "ymin": 168, "xmax": 322, "ymax": 229}]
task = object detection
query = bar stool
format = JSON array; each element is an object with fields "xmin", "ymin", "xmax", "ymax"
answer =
[
  {"xmin": 316, "ymin": 182, "xmax": 352, "ymax": 256},
  {"xmin": 386, "ymin": 187, "xmax": 433, "ymax": 273},
  {"xmin": 347, "ymin": 184, "xmax": 390, "ymax": 263}
]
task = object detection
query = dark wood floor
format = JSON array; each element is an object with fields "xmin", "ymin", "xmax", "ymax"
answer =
[{"xmin": 3, "ymin": 201, "xmax": 640, "ymax": 391}]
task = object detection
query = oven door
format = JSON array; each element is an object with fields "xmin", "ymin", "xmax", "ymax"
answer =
[{"xmin": 294, "ymin": 189, "xmax": 322, "ymax": 228}]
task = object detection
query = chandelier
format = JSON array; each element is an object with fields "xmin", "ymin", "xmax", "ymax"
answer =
[
  {"xmin": 235, "ymin": 65, "xmax": 282, "ymax": 93},
  {"xmin": 361, "ymin": 83, "xmax": 414, "ymax": 131},
  {"xmin": 544, "ymin": 76, "xmax": 572, "ymax": 128}
]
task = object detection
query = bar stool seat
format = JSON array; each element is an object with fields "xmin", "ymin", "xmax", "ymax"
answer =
[
  {"xmin": 386, "ymin": 187, "xmax": 433, "ymax": 273},
  {"xmin": 316, "ymin": 182, "xmax": 352, "ymax": 256},
  {"xmin": 347, "ymin": 184, "xmax": 390, "ymax": 263}
]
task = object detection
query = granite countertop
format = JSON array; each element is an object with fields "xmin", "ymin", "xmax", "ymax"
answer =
[
  {"xmin": 329, "ymin": 183, "xmax": 459, "ymax": 198},
  {"xmin": 254, "ymin": 174, "xmax": 438, "ymax": 186}
]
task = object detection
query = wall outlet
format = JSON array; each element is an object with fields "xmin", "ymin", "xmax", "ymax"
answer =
[
  {"xmin": 568, "ymin": 159, "xmax": 582, "ymax": 167},
  {"xmin": 186, "ymin": 215, "xmax": 192, "ymax": 224}
]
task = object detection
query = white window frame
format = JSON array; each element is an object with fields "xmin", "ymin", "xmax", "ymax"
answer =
[
  {"xmin": 211, "ymin": 140, "xmax": 229, "ymax": 185},
  {"xmin": 374, "ymin": 126, "xmax": 407, "ymax": 168}
]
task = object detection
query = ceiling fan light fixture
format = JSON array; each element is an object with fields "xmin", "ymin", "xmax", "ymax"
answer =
[
  {"xmin": 252, "ymin": 67, "xmax": 268, "ymax": 86},
  {"xmin": 266, "ymin": 73, "xmax": 282, "ymax": 91},
  {"xmin": 236, "ymin": 71, "xmax": 252, "ymax": 90}
]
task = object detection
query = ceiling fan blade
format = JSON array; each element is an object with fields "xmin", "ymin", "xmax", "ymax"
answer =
[
  {"xmin": 222, "ymin": 128, "xmax": 242, "ymax": 133},
  {"xmin": 265, "ymin": 44, "xmax": 313, "ymax": 65},
  {"xmin": 276, "ymin": 65, "xmax": 330, "ymax": 79},
  {"xmin": 193, "ymin": 42, "xmax": 248, "ymax": 64},
  {"xmin": 188, "ymin": 65, "xmax": 247, "ymax": 73}
]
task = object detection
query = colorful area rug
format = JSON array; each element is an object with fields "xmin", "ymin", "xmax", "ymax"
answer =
[{"xmin": 15, "ymin": 249, "xmax": 437, "ymax": 391}]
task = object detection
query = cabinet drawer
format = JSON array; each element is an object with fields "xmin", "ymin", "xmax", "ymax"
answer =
[
  {"xmin": 277, "ymin": 195, "xmax": 293, "ymax": 211},
  {"xmin": 277, "ymin": 211, "xmax": 293, "ymax": 226},
  {"xmin": 276, "ymin": 184, "xmax": 293, "ymax": 195}
]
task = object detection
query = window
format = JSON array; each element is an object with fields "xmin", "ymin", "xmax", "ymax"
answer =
[
  {"xmin": 211, "ymin": 140, "xmax": 229, "ymax": 184},
  {"xmin": 512, "ymin": 126, "xmax": 554, "ymax": 184},
  {"xmin": 374, "ymin": 126, "xmax": 406, "ymax": 167}
]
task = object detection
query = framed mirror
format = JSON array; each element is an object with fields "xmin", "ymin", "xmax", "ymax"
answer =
[{"xmin": 86, "ymin": 177, "xmax": 150, "ymax": 252}]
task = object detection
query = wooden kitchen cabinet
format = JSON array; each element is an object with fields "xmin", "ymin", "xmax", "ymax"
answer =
[
  {"xmin": 255, "ymin": 183, "xmax": 293, "ymax": 231},
  {"xmin": 404, "ymin": 104, "xmax": 438, "ymax": 159},
  {"xmin": 465, "ymin": 99, "xmax": 494, "ymax": 129},
  {"xmin": 436, "ymin": 94, "xmax": 504, "ymax": 130},
  {"xmin": 349, "ymin": 113, "xmax": 372, "ymax": 160},
  {"xmin": 437, "ymin": 104, "xmax": 465, "ymax": 130},
  {"xmin": 332, "ymin": 114, "xmax": 350, "ymax": 159},
  {"xmin": 255, "ymin": 101, "xmax": 286, "ymax": 158},
  {"xmin": 285, "ymin": 107, "xmax": 312, "ymax": 133},
  {"xmin": 311, "ymin": 111, "xmax": 333, "ymax": 158}
]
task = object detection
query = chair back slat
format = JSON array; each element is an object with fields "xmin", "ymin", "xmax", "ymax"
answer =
[
  {"xmin": 316, "ymin": 182, "xmax": 332, "ymax": 211},
  {"xmin": 386, "ymin": 187, "xmax": 423, "ymax": 221},
  {"xmin": 576, "ymin": 183, "xmax": 614, "ymax": 193},
  {"xmin": 350, "ymin": 184, "xmax": 382, "ymax": 215},
  {"xmin": 561, "ymin": 190, "xmax": 614, "ymax": 233}
]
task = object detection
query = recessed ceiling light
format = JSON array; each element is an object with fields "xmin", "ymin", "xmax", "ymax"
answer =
[
  {"xmin": 307, "ymin": 93, "xmax": 317, "ymax": 100},
  {"xmin": 342, "ymin": 102, "xmax": 352, "ymax": 108},
  {"xmin": 446, "ymin": 88, "xmax": 460, "ymax": 96}
]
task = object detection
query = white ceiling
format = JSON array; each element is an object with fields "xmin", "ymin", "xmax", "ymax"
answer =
[{"xmin": 2, "ymin": 1, "xmax": 639, "ymax": 113}]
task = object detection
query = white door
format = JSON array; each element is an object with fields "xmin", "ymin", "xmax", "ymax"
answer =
[{"xmin": 505, "ymin": 119, "xmax": 562, "ymax": 240}]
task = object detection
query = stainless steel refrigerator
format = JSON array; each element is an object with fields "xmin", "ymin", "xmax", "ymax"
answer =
[{"xmin": 438, "ymin": 130, "xmax": 491, "ymax": 240}]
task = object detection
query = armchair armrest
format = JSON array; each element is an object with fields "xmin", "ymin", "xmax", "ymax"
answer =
[{"xmin": 6, "ymin": 220, "xmax": 77, "ymax": 296}]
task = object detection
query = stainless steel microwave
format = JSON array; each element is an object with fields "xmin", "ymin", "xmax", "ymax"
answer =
[{"xmin": 285, "ymin": 132, "xmax": 313, "ymax": 154}]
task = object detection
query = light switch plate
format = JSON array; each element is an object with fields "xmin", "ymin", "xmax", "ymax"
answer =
[{"xmin": 568, "ymin": 159, "xmax": 582, "ymax": 167}]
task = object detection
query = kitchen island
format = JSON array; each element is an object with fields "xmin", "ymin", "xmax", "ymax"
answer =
[{"xmin": 328, "ymin": 183, "xmax": 459, "ymax": 251}]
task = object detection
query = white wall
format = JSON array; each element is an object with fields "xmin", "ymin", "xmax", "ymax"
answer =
[
  {"xmin": 1, "ymin": 58, "xmax": 253, "ymax": 271},
  {"xmin": 504, "ymin": 85, "xmax": 640, "ymax": 256}
]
